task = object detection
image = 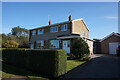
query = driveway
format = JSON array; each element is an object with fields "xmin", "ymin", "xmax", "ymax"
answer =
[{"xmin": 60, "ymin": 54, "xmax": 120, "ymax": 79}]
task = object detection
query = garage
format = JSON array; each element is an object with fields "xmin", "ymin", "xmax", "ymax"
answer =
[
  {"xmin": 109, "ymin": 42, "xmax": 119, "ymax": 55},
  {"xmin": 100, "ymin": 32, "xmax": 120, "ymax": 54}
]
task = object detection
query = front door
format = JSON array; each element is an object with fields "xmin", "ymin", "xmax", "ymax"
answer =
[{"xmin": 62, "ymin": 40, "xmax": 70, "ymax": 54}]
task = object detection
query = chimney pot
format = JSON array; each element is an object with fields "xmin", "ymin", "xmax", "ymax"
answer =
[
  {"xmin": 49, "ymin": 20, "xmax": 52, "ymax": 25},
  {"xmin": 69, "ymin": 15, "xmax": 72, "ymax": 21}
]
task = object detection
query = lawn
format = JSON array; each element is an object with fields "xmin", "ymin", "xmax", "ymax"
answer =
[
  {"xmin": 67, "ymin": 60, "xmax": 86, "ymax": 72},
  {"xmin": 1, "ymin": 59, "xmax": 86, "ymax": 80}
]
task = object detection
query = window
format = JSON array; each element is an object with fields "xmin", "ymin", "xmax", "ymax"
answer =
[
  {"xmin": 82, "ymin": 31, "xmax": 85, "ymax": 36},
  {"xmin": 50, "ymin": 26, "xmax": 58, "ymax": 32},
  {"xmin": 61, "ymin": 24, "xmax": 67, "ymax": 31},
  {"xmin": 50, "ymin": 40, "xmax": 59, "ymax": 49},
  {"xmin": 30, "ymin": 44, "xmax": 34, "ymax": 49},
  {"xmin": 36, "ymin": 40, "xmax": 44, "ymax": 48},
  {"xmin": 31, "ymin": 30, "xmax": 36, "ymax": 35},
  {"xmin": 38, "ymin": 29, "xmax": 44, "ymax": 34}
]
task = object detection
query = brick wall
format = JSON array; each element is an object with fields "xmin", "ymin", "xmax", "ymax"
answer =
[
  {"xmin": 72, "ymin": 20, "xmax": 89, "ymax": 38},
  {"xmin": 29, "ymin": 22, "xmax": 71, "ymax": 43}
]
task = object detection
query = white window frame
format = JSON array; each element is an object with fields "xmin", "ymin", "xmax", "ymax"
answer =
[
  {"xmin": 82, "ymin": 31, "xmax": 85, "ymax": 37},
  {"xmin": 61, "ymin": 24, "xmax": 67, "ymax": 31},
  {"xmin": 38, "ymin": 29, "xmax": 44, "ymax": 34},
  {"xmin": 50, "ymin": 40, "xmax": 59, "ymax": 49},
  {"xmin": 30, "ymin": 44, "xmax": 34, "ymax": 49},
  {"xmin": 32, "ymin": 30, "xmax": 36, "ymax": 35},
  {"xmin": 50, "ymin": 26, "xmax": 58, "ymax": 32},
  {"xmin": 36, "ymin": 40, "xmax": 44, "ymax": 48}
]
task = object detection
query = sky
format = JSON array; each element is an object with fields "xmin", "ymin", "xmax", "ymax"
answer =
[{"xmin": 2, "ymin": 2, "xmax": 118, "ymax": 39}]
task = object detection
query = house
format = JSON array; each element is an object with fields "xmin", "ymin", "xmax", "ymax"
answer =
[
  {"xmin": 93, "ymin": 32, "xmax": 120, "ymax": 55},
  {"xmin": 29, "ymin": 15, "xmax": 93, "ymax": 55}
]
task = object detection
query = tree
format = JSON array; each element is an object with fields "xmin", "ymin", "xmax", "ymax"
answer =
[
  {"xmin": 71, "ymin": 38, "xmax": 90, "ymax": 59},
  {"xmin": 11, "ymin": 26, "xmax": 29, "ymax": 38},
  {"xmin": 2, "ymin": 33, "xmax": 7, "ymax": 43},
  {"xmin": 3, "ymin": 40, "xmax": 19, "ymax": 48},
  {"xmin": 2, "ymin": 26, "xmax": 29, "ymax": 48},
  {"xmin": 11, "ymin": 26, "xmax": 29, "ymax": 48},
  {"xmin": 18, "ymin": 36, "xmax": 29, "ymax": 48},
  {"xmin": 2, "ymin": 33, "xmax": 19, "ymax": 46}
]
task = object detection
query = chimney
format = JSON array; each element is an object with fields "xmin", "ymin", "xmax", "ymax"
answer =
[
  {"xmin": 49, "ymin": 20, "xmax": 52, "ymax": 25},
  {"xmin": 69, "ymin": 15, "xmax": 72, "ymax": 21}
]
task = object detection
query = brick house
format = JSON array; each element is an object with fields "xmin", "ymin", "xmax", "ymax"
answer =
[
  {"xmin": 29, "ymin": 16, "xmax": 93, "ymax": 54},
  {"xmin": 94, "ymin": 32, "xmax": 120, "ymax": 55}
]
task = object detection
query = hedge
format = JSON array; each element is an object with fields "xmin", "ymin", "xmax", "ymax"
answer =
[{"xmin": 2, "ymin": 48, "xmax": 67, "ymax": 78}]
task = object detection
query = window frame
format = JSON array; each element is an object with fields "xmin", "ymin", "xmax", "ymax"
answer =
[
  {"xmin": 50, "ymin": 26, "xmax": 58, "ymax": 32},
  {"xmin": 38, "ymin": 29, "xmax": 44, "ymax": 34},
  {"xmin": 36, "ymin": 40, "xmax": 44, "ymax": 48},
  {"xmin": 31, "ymin": 30, "xmax": 36, "ymax": 35},
  {"xmin": 30, "ymin": 44, "xmax": 34, "ymax": 49},
  {"xmin": 61, "ymin": 24, "xmax": 68, "ymax": 31},
  {"xmin": 49, "ymin": 40, "xmax": 59, "ymax": 49},
  {"xmin": 82, "ymin": 31, "xmax": 85, "ymax": 37}
]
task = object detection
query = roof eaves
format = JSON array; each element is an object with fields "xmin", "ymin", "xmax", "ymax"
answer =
[
  {"xmin": 72, "ymin": 18, "xmax": 89, "ymax": 32},
  {"xmin": 100, "ymin": 32, "xmax": 120, "ymax": 42}
]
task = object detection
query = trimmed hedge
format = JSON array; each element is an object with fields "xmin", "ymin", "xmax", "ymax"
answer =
[{"xmin": 2, "ymin": 48, "xmax": 67, "ymax": 78}]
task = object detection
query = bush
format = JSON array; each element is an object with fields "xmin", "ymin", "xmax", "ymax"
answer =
[
  {"xmin": 2, "ymin": 49, "xmax": 67, "ymax": 78},
  {"xmin": 71, "ymin": 38, "xmax": 90, "ymax": 59},
  {"xmin": 2, "ymin": 40, "xmax": 19, "ymax": 48}
]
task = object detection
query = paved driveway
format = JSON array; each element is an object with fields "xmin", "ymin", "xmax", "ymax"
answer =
[{"xmin": 60, "ymin": 54, "xmax": 120, "ymax": 79}]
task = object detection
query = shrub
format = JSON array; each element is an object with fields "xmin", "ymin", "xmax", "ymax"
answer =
[
  {"xmin": 2, "ymin": 40, "xmax": 19, "ymax": 48},
  {"xmin": 2, "ymin": 49, "xmax": 67, "ymax": 78},
  {"xmin": 71, "ymin": 38, "xmax": 90, "ymax": 59}
]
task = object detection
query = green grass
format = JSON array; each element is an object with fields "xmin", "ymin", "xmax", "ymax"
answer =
[
  {"xmin": 28, "ymin": 76, "xmax": 49, "ymax": 80},
  {"xmin": 2, "ymin": 71, "xmax": 14, "ymax": 78},
  {"xmin": 1, "ymin": 59, "xmax": 86, "ymax": 79},
  {"xmin": 67, "ymin": 60, "xmax": 86, "ymax": 72}
]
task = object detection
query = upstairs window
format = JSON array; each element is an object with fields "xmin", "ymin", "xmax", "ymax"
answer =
[
  {"xmin": 50, "ymin": 40, "xmax": 59, "ymax": 49},
  {"xmin": 31, "ymin": 30, "xmax": 36, "ymax": 35},
  {"xmin": 50, "ymin": 26, "xmax": 58, "ymax": 32},
  {"xmin": 36, "ymin": 40, "xmax": 44, "ymax": 49},
  {"xmin": 38, "ymin": 29, "xmax": 44, "ymax": 34},
  {"xmin": 61, "ymin": 24, "xmax": 67, "ymax": 31},
  {"xmin": 82, "ymin": 31, "xmax": 85, "ymax": 37}
]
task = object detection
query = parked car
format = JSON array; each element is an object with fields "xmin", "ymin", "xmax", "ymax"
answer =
[{"xmin": 117, "ymin": 45, "xmax": 120, "ymax": 56}]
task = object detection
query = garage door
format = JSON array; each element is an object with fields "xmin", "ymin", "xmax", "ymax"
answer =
[{"xmin": 109, "ymin": 42, "xmax": 119, "ymax": 55}]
